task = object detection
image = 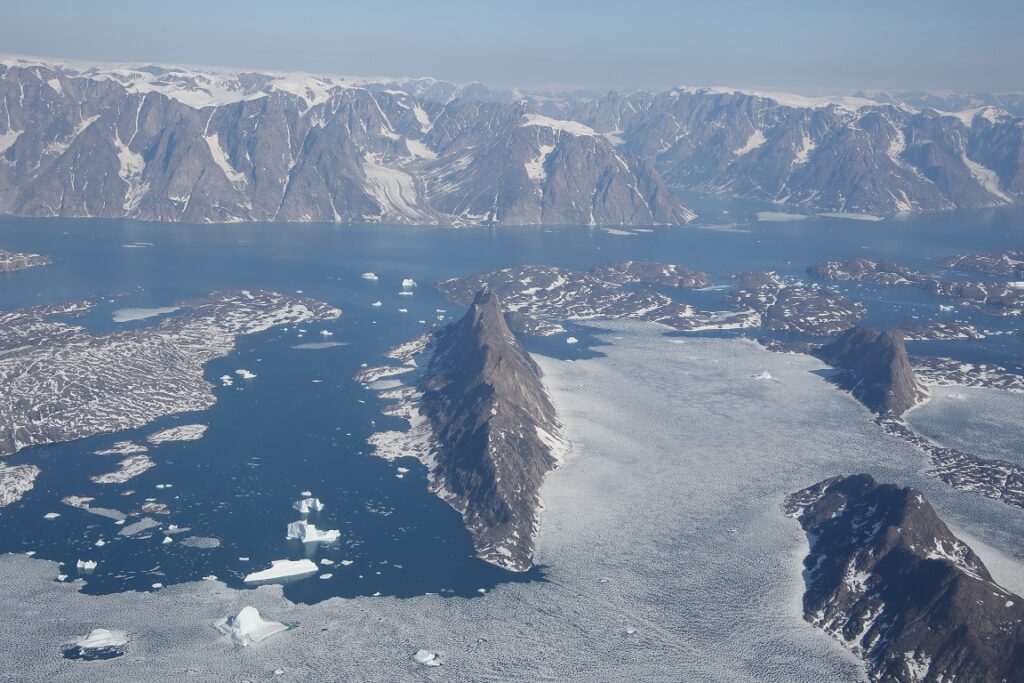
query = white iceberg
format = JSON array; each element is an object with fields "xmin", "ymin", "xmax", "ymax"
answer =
[
  {"xmin": 361, "ymin": 272, "xmax": 379, "ymax": 281},
  {"xmin": 566, "ymin": 336, "xmax": 579, "ymax": 344},
  {"xmin": 372, "ymin": 301, "xmax": 383, "ymax": 307},
  {"xmin": 235, "ymin": 369, "xmax": 256, "ymax": 379},
  {"xmin": 67, "ymin": 628, "xmax": 128, "ymax": 658},
  {"xmin": 320, "ymin": 330, "xmax": 333, "ymax": 336},
  {"xmin": 214, "ymin": 606, "xmax": 289, "ymax": 647},
  {"xmin": 76, "ymin": 559, "xmax": 97, "ymax": 572},
  {"xmin": 292, "ymin": 497, "xmax": 325, "ymax": 514},
  {"xmin": 414, "ymin": 649, "xmax": 442, "ymax": 667},
  {"xmin": 43, "ymin": 512, "xmax": 60, "ymax": 519},
  {"xmin": 286, "ymin": 520, "xmax": 341, "ymax": 544},
  {"xmin": 243, "ymin": 559, "xmax": 318, "ymax": 584},
  {"xmin": 401, "ymin": 278, "xmax": 417, "ymax": 289}
]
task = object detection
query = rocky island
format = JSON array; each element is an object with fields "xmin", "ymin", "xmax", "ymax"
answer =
[
  {"xmin": 0, "ymin": 290, "xmax": 341, "ymax": 457},
  {"xmin": 0, "ymin": 248, "xmax": 50, "ymax": 272},
  {"xmin": 369, "ymin": 290, "xmax": 564, "ymax": 572},
  {"xmin": 815, "ymin": 326, "xmax": 928, "ymax": 416},
  {"xmin": 786, "ymin": 474, "xmax": 1024, "ymax": 682}
]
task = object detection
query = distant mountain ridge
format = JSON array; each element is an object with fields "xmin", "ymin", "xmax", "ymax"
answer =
[{"xmin": 1, "ymin": 55, "xmax": 1022, "ymax": 225}]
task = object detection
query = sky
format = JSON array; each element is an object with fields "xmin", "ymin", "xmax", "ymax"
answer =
[{"xmin": 3, "ymin": 0, "xmax": 1022, "ymax": 93}]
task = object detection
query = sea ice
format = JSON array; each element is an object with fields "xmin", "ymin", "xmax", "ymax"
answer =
[
  {"xmin": 565, "ymin": 337, "xmax": 579, "ymax": 344},
  {"xmin": 401, "ymin": 278, "xmax": 417, "ymax": 289},
  {"xmin": 65, "ymin": 628, "xmax": 128, "ymax": 660},
  {"xmin": 43, "ymin": 512, "xmax": 60, "ymax": 519},
  {"xmin": 214, "ymin": 606, "xmax": 289, "ymax": 647},
  {"xmin": 76, "ymin": 559, "xmax": 97, "ymax": 572},
  {"xmin": 235, "ymin": 369, "xmax": 256, "ymax": 379},
  {"xmin": 372, "ymin": 301, "xmax": 383, "ymax": 307},
  {"xmin": 361, "ymin": 272, "xmax": 379, "ymax": 281}
]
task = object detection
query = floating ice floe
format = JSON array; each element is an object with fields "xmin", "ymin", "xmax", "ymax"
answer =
[
  {"xmin": 94, "ymin": 539, "xmax": 105, "ymax": 547},
  {"xmin": 402, "ymin": 278, "xmax": 417, "ymax": 289},
  {"xmin": 215, "ymin": 606, "xmax": 290, "ymax": 647},
  {"xmin": 220, "ymin": 374, "xmax": 234, "ymax": 386},
  {"xmin": 162, "ymin": 536, "xmax": 173, "ymax": 544},
  {"xmin": 320, "ymin": 330, "xmax": 333, "ymax": 337},
  {"xmin": 398, "ymin": 308, "xmax": 408, "ymax": 313},
  {"xmin": 76, "ymin": 559, "xmax": 97, "ymax": 572},
  {"xmin": 372, "ymin": 301, "xmax": 383, "ymax": 307},
  {"xmin": 319, "ymin": 573, "xmax": 333, "ymax": 580},
  {"xmin": 235, "ymin": 369, "xmax": 257, "ymax": 379},
  {"xmin": 361, "ymin": 272, "xmax": 379, "ymax": 281},
  {"xmin": 566, "ymin": 337, "xmax": 579, "ymax": 344},
  {"xmin": 340, "ymin": 560, "xmax": 354, "ymax": 566},
  {"xmin": 300, "ymin": 490, "xmax": 312, "ymax": 497},
  {"xmin": 151, "ymin": 583, "xmax": 163, "ymax": 589},
  {"xmin": 64, "ymin": 628, "xmax": 129, "ymax": 660},
  {"xmin": 43, "ymin": 512, "xmax": 60, "ymax": 519},
  {"xmin": 243, "ymin": 559, "xmax": 318, "ymax": 584},
  {"xmin": 292, "ymin": 497, "xmax": 325, "ymax": 514},
  {"xmin": 320, "ymin": 558, "xmax": 334, "ymax": 566},
  {"xmin": 413, "ymin": 650, "xmax": 442, "ymax": 667},
  {"xmin": 286, "ymin": 520, "xmax": 341, "ymax": 544}
]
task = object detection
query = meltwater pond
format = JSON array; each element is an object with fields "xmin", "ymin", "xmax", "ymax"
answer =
[{"xmin": 0, "ymin": 201, "xmax": 1022, "ymax": 604}]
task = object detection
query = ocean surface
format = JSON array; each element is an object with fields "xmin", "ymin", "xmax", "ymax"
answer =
[{"xmin": 0, "ymin": 197, "xmax": 1022, "ymax": 605}]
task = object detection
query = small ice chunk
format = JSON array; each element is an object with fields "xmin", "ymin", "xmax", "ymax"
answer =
[
  {"xmin": 340, "ymin": 560, "xmax": 354, "ymax": 566},
  {"xmin": 320, "ymin": 558, "xmax": 334, "ymax": 566},
  {"xmin": 235, "ymin": 369, "xmax": 256, "ymax": 379},
  {"xmin": 320, "ymin": 330, "xmax": 333, "ymax": 337},
  {"xmin": 151, "ymin": 583, "xmax": 163, "ymax": 589},
  {"xmin": 300, "ymin": 490, "xmax": 313, "ymax": 497},
  {"xmin": 319, "ymin": 573, "xmax": 333, "ymax": 580},
  {"xmin": 414, "ymin": 650, "xmax": 442, "ymax": 667},
  {"xmin": 398, "ymin": 308, "xmax": 408, "ymax": 313},
  {"xmin": 292, "ymin": 497, "xmax": 325, "ymax": 514},
  {"xmin": 76, "ymin": 559, "xmax": 97, "ymax": 572},
  {"xmin": 361, "ymin": 272, "xmax": 379, "ymax": 281},
  {"xmin": 565, "ymin": 337, "xmax": 579, "ymax": 344},
  {"xmin": 162, "ymin": 536, "xmax": 173, "ymax": 544},
  {"xmin": 401, "ymin": 278, "xmax": 417, "ymax": 289},
  {"xmin": 44, "ymin": 512, "xmax": 60, "ymax": 519},
  {"xmin": 94, "ymin": 539, "xmax": 106, "ymax": 547},
  {"xmin": 372, "ymin": 301, "xmax": 383, "ymax": 307},
  {"xmin": 215, "ymin": 606, "xmax": 289, "ymax": 647}
]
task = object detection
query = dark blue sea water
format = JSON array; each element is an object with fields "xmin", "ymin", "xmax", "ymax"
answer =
[{"xmin": 0, "ymin": 197, "xmax": 1021, "ymax": 603}]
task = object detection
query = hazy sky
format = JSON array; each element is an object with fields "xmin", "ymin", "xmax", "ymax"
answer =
[{"xmin": 3, "ymin": 0, "xmax": 1022, "ymax": 93}]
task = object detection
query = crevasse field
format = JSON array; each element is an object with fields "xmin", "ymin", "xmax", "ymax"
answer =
[{"xmin": 2, "ymin": 323, "xmax": 1022, "ymax": 682}]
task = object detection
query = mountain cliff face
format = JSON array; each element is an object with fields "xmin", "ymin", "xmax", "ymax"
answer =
[
  {"xmin": 0, "ymin": 58, "xmax": 691, "ymax": 226},
  {"xmin": 417, "ymin": 289, "xmax": 562, "ymax": 572},
  {"xmin": 816, "ymin": 326, "xmax": 928, "ymax": 416},
  {"xmin": 786, "ymin": 474, "xmax": 1024, "ymax": 683},
  {"xmin": 2, "ymin": 56, "xmax": 1021, "ymax": 225}
]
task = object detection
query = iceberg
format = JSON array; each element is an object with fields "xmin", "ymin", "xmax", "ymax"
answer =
[
  {"xmin": 64, "ymin": 628, "xmax": 128, "ymax": 660},
  {"xmin": 566, "ymin": 336, "xmax": 579, "ymax": 344},
  {"xmin": 372, "ymin": 300, "xmax": 383, "ymax": 307},
  {"xmin": 214, "ymin": 606, "xmax": 289, "ymax": 647},
  {"xmin": 76, "ymin": 559, "xmax": 97, "ymax": 572},
  {"xmin": 292, "ymin": 497, "xmax": 325, "ymax": 514},
  {"xmin": 361, "ymin": 272, "xmax": 379, "ymax": 281},
  {"xmin": 43, "ymin": 512, "xmax": 60, "ymax": 519},
  {"xmin": 235, "ymin": 368, "xmax": 256, "ymax": 379},
  {"xmin": 402, "ymin": 278, "xmax": 417, "ymax": 289},
  {"xmin": 414, "ymin": 649, "xmax": 442, "ymax": 667},
  {"xmin": 286, "ymin": 520, "xmax": 341, "ymax": 543},
  {"xmin": 243, "ymin": 559, "xmax": 318, "ymax": 584}
]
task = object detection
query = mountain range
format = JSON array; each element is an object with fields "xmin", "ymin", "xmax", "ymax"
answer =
[{"xmin": 1, "ymin": 55, "xmax": 1022, "ymax": 225}]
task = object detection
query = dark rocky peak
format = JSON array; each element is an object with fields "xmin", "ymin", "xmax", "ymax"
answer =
[{"xmin": 816, "ymin": 325, "xmax": 928, "ymax": 416}]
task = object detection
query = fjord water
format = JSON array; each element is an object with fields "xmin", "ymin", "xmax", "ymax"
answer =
[{"xmin": 0, "ymin": 200, "xmax": 1022, "ymax": 604}]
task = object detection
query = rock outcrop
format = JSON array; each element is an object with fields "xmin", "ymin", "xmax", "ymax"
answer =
[
  {"xmin": 786, "ymin": 474, "xmax": 1024, "ymax": 683},
  {"xmin": 816, "ymin": 326, "xmax": 927, "ymax": 416}
]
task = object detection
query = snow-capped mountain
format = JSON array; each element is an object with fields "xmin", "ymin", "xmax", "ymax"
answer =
[{"xmin": 0, "ymin": 55, "xmax": 1021, "ymax": 225}]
